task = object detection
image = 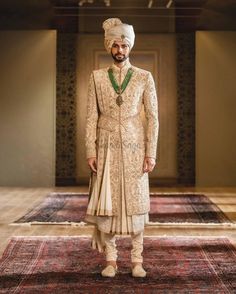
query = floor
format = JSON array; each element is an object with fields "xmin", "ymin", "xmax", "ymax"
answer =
[{"xmin": 0, "ymin": 186, "xmax": 236, "ymax": 257}]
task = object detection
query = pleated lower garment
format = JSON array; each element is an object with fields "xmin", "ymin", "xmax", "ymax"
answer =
[
  {"xmin": 85, "ymin": 133, "xmax": 149, "ymax": 236},
  {"xmin": 86, "ymin": 134, "xmax": 113, "ymax": 217}
]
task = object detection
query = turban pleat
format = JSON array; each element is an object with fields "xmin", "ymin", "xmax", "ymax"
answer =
[{"xmin": 102, "ymin": 18, "xmax": 135, "ymax": 53}]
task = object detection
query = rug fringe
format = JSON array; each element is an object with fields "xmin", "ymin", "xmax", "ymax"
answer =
[
  {"xmin": 147, "ymin": 221, "xmax": 235, "ymax": 227},
  {"xmin": 9, "ymin": 235, "xmax": 232, "ymax": 240},
  {"xmin": 9, "ymin": 223, "xmax": 31, "ymax": 227},
  {"xmin": 10, "ymin": 221, "xmax": 87, "ymax": 226},
  {"xmin": 50, "ymin": 192, "xmax": 88, "ymax": 196},
  {"xmin": 10, "ymin": 221, "xmax": 235, "ymax": 228}
]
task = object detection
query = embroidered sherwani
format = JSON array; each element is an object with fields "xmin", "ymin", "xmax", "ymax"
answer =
[{"xmin": 85, "ymin": 60, "xmax": 159, "ymax": 235}]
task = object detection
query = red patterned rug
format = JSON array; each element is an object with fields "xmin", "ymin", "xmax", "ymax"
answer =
[
  {"xmin": 0, "ymin": 236, "xmax": 235, "ymax": 293},
  {"xmin": 14, "ymin": 193, "xmax": 232, "ymax": 225},
  {"xmin": 149, "ymin": 193, "xmax": 232, "ymax": 223}
]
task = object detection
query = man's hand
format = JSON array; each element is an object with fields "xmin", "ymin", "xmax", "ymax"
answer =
[
  {"xmin": 143, "ymin": 157, "xmax": 156, "ymax": 173},
  {"xmin": 87, "ymin": 157, "xmax": 97, "ymax": 173}
]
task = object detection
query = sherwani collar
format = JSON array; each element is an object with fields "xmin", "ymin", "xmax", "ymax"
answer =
[{"xmin": 111, "ymin": 59, "xmax": 132, "ymax": 74}]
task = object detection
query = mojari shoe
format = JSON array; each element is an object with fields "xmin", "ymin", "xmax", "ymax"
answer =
[
  {"xmin": 132, "ymin": 264, "xmax": 147, "ymax": 278},
  {"xmin": 101, "ymin": 264, "xmax": 118, "ymax": 277}
]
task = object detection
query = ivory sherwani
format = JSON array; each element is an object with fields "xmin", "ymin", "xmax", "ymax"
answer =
[{"xmin": 85, "ymin": 60, "xmax": 158, "ymax": 234}]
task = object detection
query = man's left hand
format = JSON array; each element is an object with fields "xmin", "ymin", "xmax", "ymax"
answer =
[{"xmin": 143, "ymin": 157, "xmax": 156, "ymax": 173}]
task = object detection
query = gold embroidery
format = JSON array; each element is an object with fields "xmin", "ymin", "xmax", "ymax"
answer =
[{"xmin": 85, "ymin": 62, "xmax": 159, "ymax": 215}]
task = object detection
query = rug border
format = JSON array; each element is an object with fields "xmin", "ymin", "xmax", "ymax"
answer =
[{"xmin": 12, "ymin": 192, "xmax": 235, "ymax": 226}]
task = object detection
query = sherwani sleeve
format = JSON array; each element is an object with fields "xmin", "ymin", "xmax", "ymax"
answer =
[
  {"xmin": 143, "ymin": 72, "xmax": 159, "ymax": 160},
  {"xmin": 85, "ymin": 73, "xmax": 99, "ymax": 159}
]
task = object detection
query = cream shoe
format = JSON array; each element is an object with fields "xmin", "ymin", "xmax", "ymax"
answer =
[
  {"xmin": 132, "ymin": 264, "xmax": 147, "ymax": 278},
  {"xmin": 101, "ymin": 264, "xmax": 118, "ymax": 277}
]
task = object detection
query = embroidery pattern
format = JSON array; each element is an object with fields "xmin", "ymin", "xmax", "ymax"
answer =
[{"xmin": 85, "ymin": 62, "xmax": 159, "ymax": 215}]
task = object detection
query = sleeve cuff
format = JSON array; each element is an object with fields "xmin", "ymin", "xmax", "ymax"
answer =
[{"xmin": 86, "ymin": 148, "xmax": 97, "ymax": 159}]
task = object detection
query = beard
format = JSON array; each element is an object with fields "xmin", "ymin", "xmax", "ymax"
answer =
[{"xmin": 111, "ymin": 52, "xmax": 129, "ymax": 63}]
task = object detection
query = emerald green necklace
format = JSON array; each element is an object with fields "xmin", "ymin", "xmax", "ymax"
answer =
[{"xmin": 108, "ymin": 67, "xmax": 134, "ymax": 106}]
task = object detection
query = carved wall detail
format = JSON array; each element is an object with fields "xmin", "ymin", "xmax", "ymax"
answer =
[
  {"xmin": 56, "ymin": 33, "xmax": 77, "ymax": 185},
  {"xmin": 176, "ymin": 33, "xmax": 195, "ymax": 185}
]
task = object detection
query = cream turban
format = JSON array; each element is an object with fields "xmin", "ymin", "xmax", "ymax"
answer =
[{"xmin": 102, "ymin": 18, "xmax": 135, "ymax": 53}]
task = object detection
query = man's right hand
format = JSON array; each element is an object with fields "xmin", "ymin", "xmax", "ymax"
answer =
[{"xmin": 87, "ymin": 157, "xmax": 97, "ymax": 173}]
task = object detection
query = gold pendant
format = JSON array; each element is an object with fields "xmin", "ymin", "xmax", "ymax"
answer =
[{"xmin": 116, "ymin": 95, "xmax": 123, "ymax": 106}]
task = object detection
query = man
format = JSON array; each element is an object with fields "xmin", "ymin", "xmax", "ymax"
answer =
[{"xmin": 85, "ymin": 18, "xmax": 159, "ymax": 278}]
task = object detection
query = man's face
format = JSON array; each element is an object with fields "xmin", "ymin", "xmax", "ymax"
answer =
[{"xmin": 111, "ymin": 40, "xmax": 130, "ymax": 63}]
